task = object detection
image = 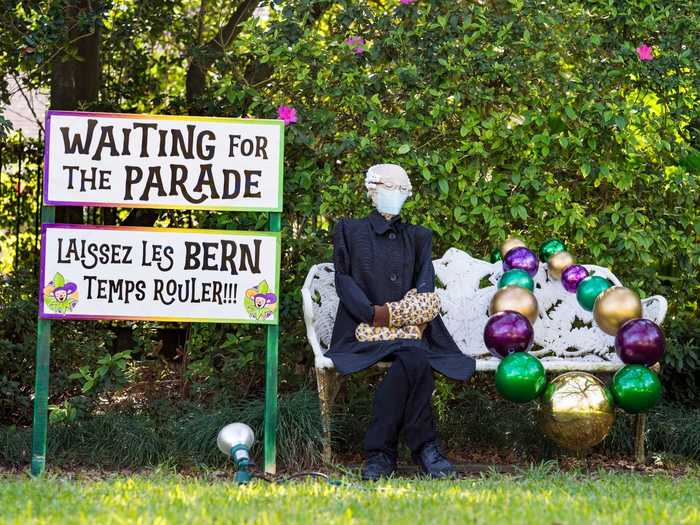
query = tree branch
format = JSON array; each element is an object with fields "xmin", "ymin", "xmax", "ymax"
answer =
[
  {"xmin": 186, "ymin": 0, "xmax": 260, "ymax": 104},
  {"xmin": 9, "ymin": 74, "xmax": 44, "ymax": 134}
]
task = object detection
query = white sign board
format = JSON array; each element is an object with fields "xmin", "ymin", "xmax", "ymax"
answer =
[
  {"xmin": 44, "ymin": 111, "xmax": 284, "ymax": 211},
  {"xmin": 39, "ymin": 225, "xmax": 281, "ymax": 324}
]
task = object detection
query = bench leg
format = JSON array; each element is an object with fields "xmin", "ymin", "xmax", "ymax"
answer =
[
  {"xmin": 315, "ymin": 367, "xmax": 341, "ymax": 464},
  {"xmin": 634, "ymin": 414, "xmax": 646, "ymax": 464}
]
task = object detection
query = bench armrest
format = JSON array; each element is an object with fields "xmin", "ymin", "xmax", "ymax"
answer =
[{"xmin": 301, "ymin": 263, "xmax": 336, "ymax": 369}]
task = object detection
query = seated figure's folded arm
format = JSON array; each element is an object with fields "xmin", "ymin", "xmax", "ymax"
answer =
[
  {"xmin": 387, "ymin": 289, "xmax": 441, "ymax": 327},
  {"xmin": 333, "ymin": 219, "xmax": 375, "ymax": 324}
]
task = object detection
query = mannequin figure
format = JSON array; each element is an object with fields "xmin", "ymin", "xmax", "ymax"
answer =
[{"xmin": 327, "ymin": 164, "xmax": 475, "ymax": 480}]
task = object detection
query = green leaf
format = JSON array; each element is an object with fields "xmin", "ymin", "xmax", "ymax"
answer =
[
  {"xmin": 511, "ymin": 205, "xmax": 528, "ymax": 220},
  {"xmin": 438, "ymin": 179, "xmax": 449, "ymax": 195},
  {"xmin": 258, "ymin": 280, "xmax": 269, "ymax": 293},
  {"xmin": 53, "ymin": 273, "xmax": 65, "ymax": 287},
  {"xmin": 397, "ymin": 144, "xmax": 411, "ymax": 155},
  {"xmin": 680, "ymin": 151, "xmax": 700, "ymax": 174}
]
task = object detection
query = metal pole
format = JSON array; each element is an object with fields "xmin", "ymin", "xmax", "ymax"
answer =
[
  {"xmin": 30, "ymin": 205, "xmax": 55, "ymax": 477},
  {"xmin": 263, "ymin": 211, "xmax": 281, "ymax": 474}
]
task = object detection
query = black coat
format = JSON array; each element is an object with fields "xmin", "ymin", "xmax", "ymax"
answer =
[{"xmin": 326, "ymin": 210, "xmax": 476, "ymax": 381}]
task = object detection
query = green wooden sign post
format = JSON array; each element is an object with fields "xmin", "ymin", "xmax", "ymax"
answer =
[
  {"xmin": 30, "ymin": 205, "xmax": 55, "ymax": 477},
  {"xmin": 263, "ymin": 211, "xmax": 281, "ymax": 474}
]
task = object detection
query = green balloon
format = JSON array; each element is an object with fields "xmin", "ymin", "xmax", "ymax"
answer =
[
  {"xmin": 498, "ymin": 269, "xmax": 534, "ymax": 291},
  {"xmin": 576, "ymin": 275, "xmax": 612, "ymax": 311},
  {"xmin": 495, "ymin": 352, "xmax": 547, "ymax": 403},
  {"xmin": 611, "ymin": 365, "xmax": 662, "ymax": 413},
  {"xmin": 539, "ymin": 239, "xmax": 566, "ymax": 262},
  {"xmin": 490, "ymin": 248, "xmax": 502, "ymax": 263}
]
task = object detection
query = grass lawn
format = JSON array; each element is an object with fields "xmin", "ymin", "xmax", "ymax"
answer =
[{"xmin": 2, "ymin": 467, "xmax": 700, "ymax": 524}]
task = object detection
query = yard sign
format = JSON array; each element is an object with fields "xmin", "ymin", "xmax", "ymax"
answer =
[{"xmin": 31, "ymin": 111, "xmax": 284, "ymax": 475}]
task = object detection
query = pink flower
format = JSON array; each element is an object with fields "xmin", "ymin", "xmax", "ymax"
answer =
[
  {"xmin": 400, "ymin": 0, "xmax": 417, "ymax": 4},
  {"xmin": 345, "ymin": 36, "xmax": 364, "ymax": 46},
  {"xmin": 277, "ymin": 105, "xmax": 297, "ymax": 125},
  {"xmin": 636, "ymin": 43, "xmax": 653, "ymax": 61},
  {"xmin": 344, "ymin": 36, "xmax": 365, "ymax": 55}
]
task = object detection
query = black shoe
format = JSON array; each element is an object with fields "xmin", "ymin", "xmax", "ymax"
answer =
[
  {"xmin": 361, "ymin": 452, "xmax": 397, "ymax": 481},
  {"xmin": 412, "ymin": 441, "xmax": 456, "ymax": 479}
]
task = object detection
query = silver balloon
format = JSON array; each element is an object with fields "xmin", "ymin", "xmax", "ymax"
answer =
[{"xmin": 217, "ymin": 423, "xmax": 255, "ymax": 460}]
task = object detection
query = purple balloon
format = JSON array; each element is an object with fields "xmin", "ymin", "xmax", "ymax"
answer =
[
  {"xmin": 561, "ymin": 264, "xmax": 589, "ymax": 293},
  {"xmin": 483, "ymin": 311, "xmax": 534, "ymax": 359},
  {"xmin": 615, "ymin": 318, "xmax": 666, "ymax": 366},
  {"xmin": 503, "ymin": 247, "xmax": 539, "ymax": 277}
]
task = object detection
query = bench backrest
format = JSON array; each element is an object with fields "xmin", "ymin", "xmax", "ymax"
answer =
[{"xmin": 301, "ymin": 247, "xmax": 668, "ymax": 372}]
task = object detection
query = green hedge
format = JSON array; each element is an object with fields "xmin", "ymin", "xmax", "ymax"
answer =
[
  {"xmin": 204, "ymin": 0, "xmax": 700, "ymax": 399},
  {"xmin": 5, "ymin": 393, "xmax": 700, "ymax": 468}
]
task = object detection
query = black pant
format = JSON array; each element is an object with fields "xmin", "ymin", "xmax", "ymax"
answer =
[{"xmin": 363, "ymin": 346, "xmax": 437, "ymax": 459}]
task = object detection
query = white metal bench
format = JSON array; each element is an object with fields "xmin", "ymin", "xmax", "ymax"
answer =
[{"xmin": 301, "ymin": 247, "xmax": 668, "ymax": 462}]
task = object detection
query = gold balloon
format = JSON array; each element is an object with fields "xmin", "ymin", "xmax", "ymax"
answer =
[
  {"xmin": 500, "ymin": 237, "xmax": 527, "ymax": 257},
  {"xmin": 593, "ymin": 286, "xmax": 642, "ymax": 336},
  {"xmin": 489, "ymin": 285, "xmax": 539, "ymax": 324},
  {"xmin": 537, "ymin": 372, "xmax": 615, "ymax": 451},
  {"xmin": 547, "ymin": 251, "xmax": 576, "ymax": 280}
]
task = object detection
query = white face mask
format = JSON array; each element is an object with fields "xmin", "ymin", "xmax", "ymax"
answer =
[{"xmin": 376, "ymin": 187, "xmax": 409, "ymax": 216}]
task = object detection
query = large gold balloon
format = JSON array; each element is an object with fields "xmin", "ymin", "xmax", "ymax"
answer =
[
  {"xmin": 500, "ymin": 237, "xmax": 527, "ymax": 257},
  {"xmin": 593, "ymin": 286, "xmax": 642, "ymax": 336},
  {"xmin": 547, "ymin": 251, "xmax": 576, "ymax": 280},
  {"xmin": 489, "ymin": 285, "xmax": 539, "ymax": 324},
  {"xmin": 537, "ymin": 372, "xmax": 615, "ymax": 451}
]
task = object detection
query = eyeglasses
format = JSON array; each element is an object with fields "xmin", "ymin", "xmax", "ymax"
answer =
[{"xmin": 375, "ymin": 181, "xmax": 412, "ymax": 193}]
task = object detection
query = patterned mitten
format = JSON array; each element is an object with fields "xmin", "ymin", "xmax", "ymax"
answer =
[
  {"xmin": 355, "ymin": 323, "xmax": 423, "ymax": 342},
  {"xmin": 386, "ymin": 288, "xmax": 441, "ymax": 327}
]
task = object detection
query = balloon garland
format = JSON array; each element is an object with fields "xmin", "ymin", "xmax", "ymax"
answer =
[{"xmin": 485, "ymin": 237, "xmax": 666, "ymax": 450}]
